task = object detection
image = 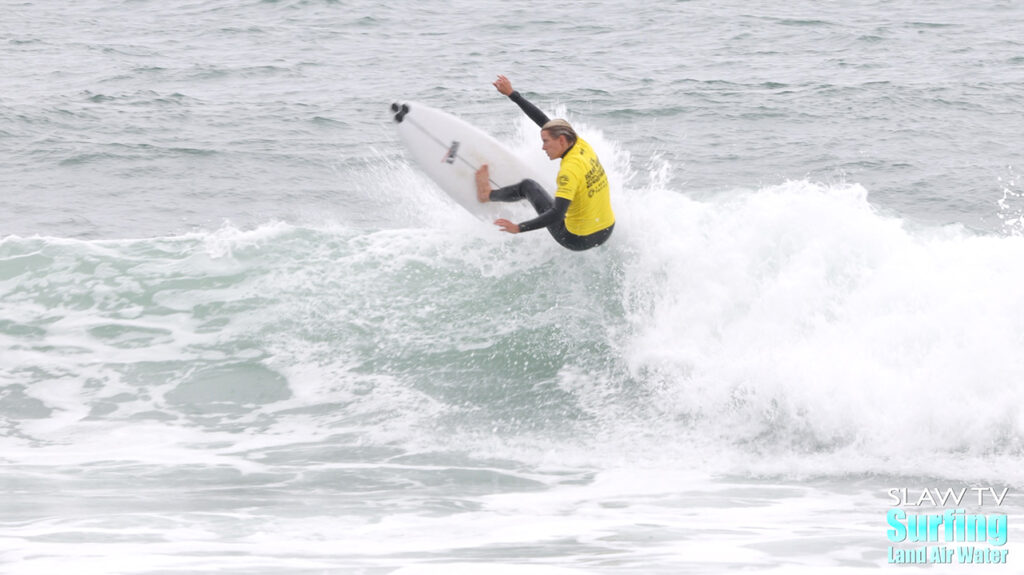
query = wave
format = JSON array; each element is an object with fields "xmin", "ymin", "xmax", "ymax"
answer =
[{"xmin": 3, "ymin": 126, "xmax": 1024, "ymax": 483}]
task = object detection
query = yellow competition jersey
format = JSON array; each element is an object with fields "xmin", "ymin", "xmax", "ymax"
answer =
[{"xmin": 554, "ymin": 137, "xmax": 615, "ymax": 236}]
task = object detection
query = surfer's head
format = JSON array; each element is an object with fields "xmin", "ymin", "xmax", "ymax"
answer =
[
  {"xmin": 542, "ymin": 119, "xmax": 577, "ymax": 145},
  {"xmin": 541, "ymin": 119, "xmax": 576, "ymax": 159}
]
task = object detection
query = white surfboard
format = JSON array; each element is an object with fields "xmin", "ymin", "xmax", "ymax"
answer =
[{"xmin": 391, "ymin": 101, "xmax": 545, "ymax": 216}]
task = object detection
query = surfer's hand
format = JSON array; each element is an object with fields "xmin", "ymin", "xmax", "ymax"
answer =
[
  {"xmin": 494, "ymin": 219, "xmax": 520, "ymax": 234},
  {"xmin": 493, "ymin": 75, "xmax": 513, "ymax": 96}
]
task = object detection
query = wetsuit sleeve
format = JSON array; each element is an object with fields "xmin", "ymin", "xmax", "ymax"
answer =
[
  {"xmin": 508, "ymin": 91, "xmax": 550, "ymax": 128},
  {"xmin": 518, "ymin": 197, "xmax": 570, "ymax": 233}
]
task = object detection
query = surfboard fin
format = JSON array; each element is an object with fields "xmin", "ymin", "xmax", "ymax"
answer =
[{"xmin": 390, "ymin": 103, "xmax": 410, "ymax": 123}]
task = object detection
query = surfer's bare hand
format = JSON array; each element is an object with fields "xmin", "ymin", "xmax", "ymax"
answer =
[
  {"xmin": 493, "ymin": 75, "xmax": 513, "ymax": 96},
  {"xmin": 494, "ymin": 219, "xmax": 520, "ymax": 234}
]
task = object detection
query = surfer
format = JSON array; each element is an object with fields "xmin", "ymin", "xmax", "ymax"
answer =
[{"xmin": 476, "ymin": 75, "xmax": 615, "ymax": 251}]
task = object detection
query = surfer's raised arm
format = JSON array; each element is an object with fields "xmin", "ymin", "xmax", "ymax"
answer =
[{"xmin": 493, "ymin": 75, "xmax": 550, "ymax": 128}]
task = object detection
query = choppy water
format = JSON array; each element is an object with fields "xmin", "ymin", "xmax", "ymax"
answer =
[{"xmin": 3, "ymin": 1, "xmax": 1024, "ymax": 573}]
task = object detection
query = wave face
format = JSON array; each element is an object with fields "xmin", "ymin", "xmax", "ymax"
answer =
[{"xmin": 5, "ymin": 156, "xmax": 1024, "ymax": 482}]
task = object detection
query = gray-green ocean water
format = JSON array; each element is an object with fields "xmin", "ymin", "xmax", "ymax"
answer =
[{"xmin": 3, "ymin": 1, "xmax": 1024, "ymax": 573}]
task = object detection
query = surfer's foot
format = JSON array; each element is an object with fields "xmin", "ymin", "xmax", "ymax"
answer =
[{"xmin": 476, "ymin": 165, "xmax": 491, "ymax": 202}]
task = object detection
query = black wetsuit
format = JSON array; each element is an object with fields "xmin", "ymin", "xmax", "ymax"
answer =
[{"xmin": 489, "ymin": 92, "xmax": 615, "ymax": 252}]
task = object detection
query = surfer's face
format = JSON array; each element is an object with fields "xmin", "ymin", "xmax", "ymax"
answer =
[{"xmin": 541, "ymin": 131, "xmax": 569, "ymax": 160}]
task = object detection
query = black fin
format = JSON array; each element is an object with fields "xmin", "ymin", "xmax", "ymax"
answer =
[{"xmin": 391, "ymin": 103, "xmax": 409, "ymax": 123}]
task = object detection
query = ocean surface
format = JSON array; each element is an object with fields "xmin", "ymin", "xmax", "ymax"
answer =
[{"xmin": 2, "ymin": 1, "xmax": 1024, "ymax": 573}]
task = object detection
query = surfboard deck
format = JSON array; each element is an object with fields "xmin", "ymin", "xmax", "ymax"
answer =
[{"xmin": 391, "ymin": 101, "xmax": 545, "ymax": 217}]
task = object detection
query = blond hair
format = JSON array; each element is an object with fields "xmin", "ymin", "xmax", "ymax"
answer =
[{"xmin": 542, "ymin": 119, "xmax": 577, "ymax": 146}]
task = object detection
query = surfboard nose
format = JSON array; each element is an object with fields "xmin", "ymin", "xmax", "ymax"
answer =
[{"xmin": 390, "ymin": 103, "xmax": 409, "ymax": 123}]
